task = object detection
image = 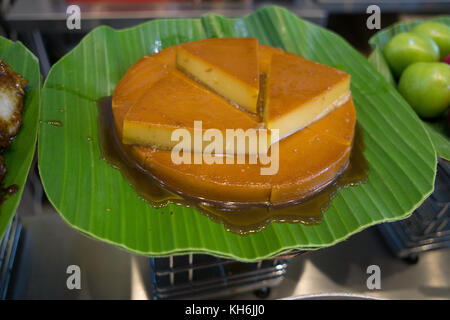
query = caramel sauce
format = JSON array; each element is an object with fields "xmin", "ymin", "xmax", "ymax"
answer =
[{"xmin": 98, "ymin": 97, "xmax": 368, "ymax": 234}]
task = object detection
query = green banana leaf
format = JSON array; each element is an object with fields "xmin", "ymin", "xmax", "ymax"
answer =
[
  {"xmin": 369, "ymin": 16, "xmax": 450, "ymax": 161},
  {"xmin": 0, "ymin": 37, "xmax": 40, "ymax": 239},
  {"xmin": 39, "ymin": 6, "xmax": 436, "ymax": 261}
]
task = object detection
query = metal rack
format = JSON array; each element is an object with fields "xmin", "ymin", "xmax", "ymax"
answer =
[
  {"xmin": 0, "ymin": 215, "xmax": 22, "ymax": 299},
  {"xmin": 150, "ymin": 254, "xmax": 290, "ymax": 299},
  {"xmin": 378, "ymin": 159, "xmax": 450, "ymax": 260}
]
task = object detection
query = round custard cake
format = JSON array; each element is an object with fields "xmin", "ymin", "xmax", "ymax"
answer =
[{"xmin": 112, "ymin": 39, "xmax": 355, "ymax": 205}]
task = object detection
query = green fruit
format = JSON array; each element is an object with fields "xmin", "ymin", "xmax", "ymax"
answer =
[
  {"xmin": 383, "ymin": 32, "xmax": 440, "ymax": 77},
  {"xmin": 413, "ymin": 21, "xmax": 450, "ymax": 60},
  {"xmin": 398, "ymin": 62, "xmax": 450, "ymax": 118}
]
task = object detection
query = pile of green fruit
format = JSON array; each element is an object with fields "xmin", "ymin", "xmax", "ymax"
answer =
[{"xmin": 383, "ymin": 21, "xmax": 450, "ymax": 118}]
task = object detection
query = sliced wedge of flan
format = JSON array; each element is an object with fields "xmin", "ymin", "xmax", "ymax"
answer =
[
  {"xmin": 176, "ymin": 38, "xmax": 260, "ymax": 113},
  {"xmin": 264, "ymin": 52, "xmax": 351, "ymax": 143}
]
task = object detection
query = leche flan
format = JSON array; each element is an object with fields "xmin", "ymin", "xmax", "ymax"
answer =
[
  {"xmin": 264, "ymin": 52, "xmax": 351, "ymax": 143},
  {"xmin": 176, "ymin": 38, "xmax": 260, "ymax": 113},
  {"xmin": 111, "ymin": 39, "xmax": 357, "ymax": 204}
]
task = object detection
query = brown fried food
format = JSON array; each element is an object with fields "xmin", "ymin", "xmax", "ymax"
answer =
[{"xmin": 0, "ymin": 59, "xmax": 28, "ymax": 148}]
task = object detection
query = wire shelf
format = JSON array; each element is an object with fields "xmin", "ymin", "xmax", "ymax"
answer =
[
  {"xmin": 378, "ymin": 158, "xmax": 450, "ymax": 259},
  {"xmin": 150, "ymin": 254, "xmax": 290, "ymax": 299},
  {"xmin": 0, "ymin": 215, "xmax": 22, "ymax": 299}
]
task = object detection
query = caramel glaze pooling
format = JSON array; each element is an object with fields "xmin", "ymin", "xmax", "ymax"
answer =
[{"xmin": 105, "ymin": 42, "xmax": 368, "ymax": 233}]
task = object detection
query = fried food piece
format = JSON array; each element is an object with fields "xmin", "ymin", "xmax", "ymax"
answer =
[{"xmin": 0, "ymin": 60, "xmax": 28, "ymax": 148}]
